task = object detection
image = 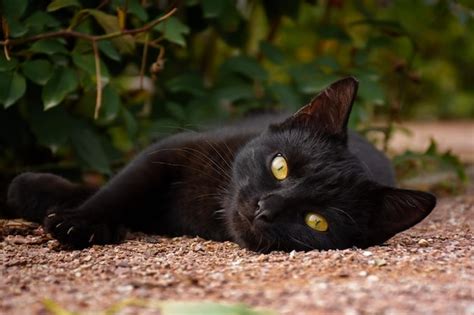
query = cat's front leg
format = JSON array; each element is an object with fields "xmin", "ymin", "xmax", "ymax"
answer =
[
  {"xmin": 44, "ymin": 209, "xmax": 127, "ymax": 248},
  {"xmin": 42, "ymin": 153, "xmax": 164, "ymax": 248}
]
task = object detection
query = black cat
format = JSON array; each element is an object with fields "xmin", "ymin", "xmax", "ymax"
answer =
[{"xmin": 7, "ymin": 77, "xmax": 436, "ymax": 252}]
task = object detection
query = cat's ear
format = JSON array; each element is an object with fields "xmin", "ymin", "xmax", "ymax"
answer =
[
  {"xmin": 289, "ymin": 77, "xmax": 358, "ymax": 138},
  {"xmin": 364, "ymin": 187, "xmax": 436, "ymax": 247}
]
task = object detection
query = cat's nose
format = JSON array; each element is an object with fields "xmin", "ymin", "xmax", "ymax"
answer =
[{"xmin": 255, "ymin": 195, "xmax": 283, "ymax": 222}]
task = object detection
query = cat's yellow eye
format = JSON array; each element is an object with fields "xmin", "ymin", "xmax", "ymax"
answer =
[
  {"xmin": 271, "ymin": 154, "xmax": 288, "ymax": 180},
  {"xmin": 305, "ymin": 213, "xmax": 328, "ymax": 232}
]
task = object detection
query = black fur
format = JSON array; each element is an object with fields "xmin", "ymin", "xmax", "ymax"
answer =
[{"xmin": 6, "ymin": 77, "xmax": 436, "ymax": 252}]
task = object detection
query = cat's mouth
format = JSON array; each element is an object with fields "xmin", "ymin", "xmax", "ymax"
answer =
[{"xmin": 236, "ymin": 210, "xmax": 256, "ymax": 230}]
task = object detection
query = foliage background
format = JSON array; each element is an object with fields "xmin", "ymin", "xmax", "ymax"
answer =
[{"xmin": 0, "ymin": 0, "xmax": 472, "ymax": 182}]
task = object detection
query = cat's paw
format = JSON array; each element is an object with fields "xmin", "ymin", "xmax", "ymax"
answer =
[{"xmin": 44, "ymin": 209, "xmax": 127, "ymax": 249}]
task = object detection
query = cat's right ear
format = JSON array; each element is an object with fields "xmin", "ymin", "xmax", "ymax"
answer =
[{"xmin": 279, "ymin": 77, "xmax": 358, "ymax": 140}]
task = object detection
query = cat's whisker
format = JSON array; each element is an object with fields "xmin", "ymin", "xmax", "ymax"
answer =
[
  {"xmin": 148, "ymin": 147, "xmax": 232, "ymax": 182},
  {"xmin": 151, "ymin": 161, "xmax": 229, "ymax": 184},
  {"xmin": 288, "ymin": 235, "xmax": 314, "ymax": 250},
  {"xmin": 202, "ymin": 139, "xmax": 234, "ymax": 171}
]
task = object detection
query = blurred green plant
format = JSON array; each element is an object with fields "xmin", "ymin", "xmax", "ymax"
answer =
[
  {"xmin": 43, "ymin": 298, "xmax": 275, "ymax": 315},
  {"xmin": 0, "ymin": 0, "xmax": 472, "ymax": 178},
  {"xmin": 394, "ymin": 139, "xmax": 467, "ymax": 194}
]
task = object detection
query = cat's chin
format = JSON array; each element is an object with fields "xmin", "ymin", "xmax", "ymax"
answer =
[{"xmin": 226, "ymin": 210, "xmax": 277, "ymax": 253}]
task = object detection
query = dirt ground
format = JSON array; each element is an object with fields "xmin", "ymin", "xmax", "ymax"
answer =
[
  {"xmin": 1, "ymin": 193, "xmax": 473, "ymax": 315},
  {"xmin": 1, "ymin": 122, "xmax": 473, "ymax": 315}
]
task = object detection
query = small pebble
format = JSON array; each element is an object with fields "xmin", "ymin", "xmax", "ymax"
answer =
[
  {"xmin": 418, "ymin": 239, "xmax": 429, "ymax": 247},
  {"xmin": 367, "ymin": 275, "xmax": 379, "ymax": 283},
  {"xmin": 362, "ymin": 251, "xmax": 372, "ymax": 257},
  {"xmin": 375, "ymin": 259, "xmax": 387, "ymax": 267}
]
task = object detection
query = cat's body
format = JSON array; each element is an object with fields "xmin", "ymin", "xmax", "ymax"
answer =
[{"xmin": 7, "ymin": 78, "xmax": 436, "ymax": 252}]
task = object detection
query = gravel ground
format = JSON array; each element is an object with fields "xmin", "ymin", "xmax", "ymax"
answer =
[{"xmin": 1, "ymin": 191, "xmax": 472, "ymax": 315}]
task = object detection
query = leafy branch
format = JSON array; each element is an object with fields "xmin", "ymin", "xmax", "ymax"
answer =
[{"xmin": 1, "ymin": 7, "xmax": 177, "ymax": 118}]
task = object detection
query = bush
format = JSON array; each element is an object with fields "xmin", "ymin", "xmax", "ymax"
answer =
[{"xmin": 0, "ymin": 0, "xmax": 472, "ymax": 176}]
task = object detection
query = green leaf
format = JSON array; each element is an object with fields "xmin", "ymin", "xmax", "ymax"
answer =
[
  {"xmin": 127, "ymin": 0, "xmax": 148, "ymax": 21},
  {"xmin": 70, "ymin": 128, "xmax": 111, "ymax": 174},
  {"xmin": 87, "ymin": 9, "xmax": 135, "ymax": 54},
  {"xmin": 30, "ymin": 39, "xmax": 69, "ymax": 55},
  {"xmin": 0, "ymin": 71, "xmax": 26, "ymax": 108},
  {"xmin": 289, "ymin": 65, "xmax": 337, "ymax": 94},
  {"xmin": 165, "ymin": 102, "xmax": 186, "ymax": 121},
  {"xmin": 4, "ymin": 17, "xmax": 28, "ymax": 37},
  {"xmin": 214, "ymin": 84, "xmax": 254, "ymax": 102},
  {"xmin": 47, "ymin": 0, "xmax": 81, "ymax": 12},
  {"xmin": 1, "ymin": 0, "xmax": 28, "ymax": 18},
  {"xmin": 22, "ymin": 59, "xmax": 53, "ymax": 85},
  {"xmin": 318, "ymin": 25, "xmax": 351, "ymax": 43},
  {"xmin": 259, "ymin": 41, "xmax": 285, "ymax": 64},
  {"xmin": 154, "ymin": 17, "xmax": 190, "ymax": 47},
  {"xmin": 160, "ymin": 301, "xmax": 275, "ymax": 315},
  {"xmin": 98, "ymin": 40, "xmax": 121, "ymax": 61},
  {"xmin": 29, "ymin": 106, "xmax": 76, "ymax": 148},
  {"xmin": 262, "ymin": 0, "xmax": 300, "ymax": 20},
  {"xmin": 0, "ymin": 55, "xmax": 18, "ymax": 72},
  {"xmin": 72, "ymin": 53, "xmax": 110, "ymax": 83},
  {"xmin": 355, "ymin": 72, "xmax": 385, "ymax": 105},
  {"xmin": 221, "ymin": 56, "xmax": 268, "ymax": 81},
  {"xmin": 166, "ymin": 73, "xmax": 205, "ymax": 96},
  {"xmin": 99, "ymin": 85, "xmax": 121, "ymax": 122},
  {"xmin": 267, "ymin": 83, "xmax": 301, "ymax": 109},
  {"xmin": 202, "ymin": 0, "xmax": 225, "ymax": 18},
  {"xmin": 121, "ymin": 107, "xmax": 138, "ymax": 139},
  {"xmin": 42, "ymin": 67, "xmax": 79, "ymax": 110},
  {"xmin": 24, "ymin": 12, "xmax": 61, "ymax": 32}
]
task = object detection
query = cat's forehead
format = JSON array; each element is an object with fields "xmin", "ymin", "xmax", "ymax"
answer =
[{"xmin": 261, "ymin": 127, "xmax": 335, "ymax": 159}]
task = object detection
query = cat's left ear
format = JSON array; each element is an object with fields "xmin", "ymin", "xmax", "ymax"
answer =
[
  {"xmin": 364, "ymin": 186, "xmax": 437, "ymax": 247},
  {"xmin": 287, "ymin": 77, "xmax": 358, "ymax": 139}
]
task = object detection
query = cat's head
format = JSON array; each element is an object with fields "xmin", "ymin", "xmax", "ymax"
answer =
[{"xmin": 225, "ymin": 77, "xmax": 436, "ymax": 252}]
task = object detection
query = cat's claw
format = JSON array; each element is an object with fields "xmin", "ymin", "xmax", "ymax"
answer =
[{"xmin": 44, "ymin": 209, "xmax": 127, "ymax": 249}]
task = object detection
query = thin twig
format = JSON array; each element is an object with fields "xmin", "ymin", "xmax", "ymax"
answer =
[
  {"xmin": 0, "ymin": 8, "xmax": 177, "ymax": 47},
  {"xmin": 92, "ymin": 40, "xmax": 102, "ymax": 119}
]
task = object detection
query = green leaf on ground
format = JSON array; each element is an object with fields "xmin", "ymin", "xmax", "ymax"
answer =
[
  {"xmin": 42, "ymin": 67, "xmax": 79, "ymax": 110},
  {"xmin": 0, "ymin": 71, "xmax": 26, "ymax": 108}
]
